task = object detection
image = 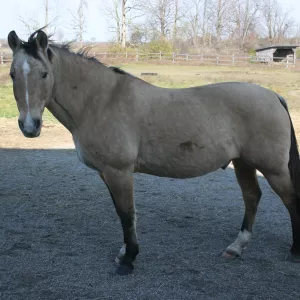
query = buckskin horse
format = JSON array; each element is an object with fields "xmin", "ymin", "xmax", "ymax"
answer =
[{"xmin": 7, "ymin": 29, "xmax": 300, "ymax": 275}]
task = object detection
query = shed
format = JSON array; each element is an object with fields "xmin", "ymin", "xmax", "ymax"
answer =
[{"xmin": 255, "ymin": 45, "xmax": 298, "ymax": 63}]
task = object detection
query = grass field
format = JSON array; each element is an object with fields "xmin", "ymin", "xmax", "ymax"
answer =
[{"xmin": 1, "ymin": 64, "xmax": 300, "ymax": 118}]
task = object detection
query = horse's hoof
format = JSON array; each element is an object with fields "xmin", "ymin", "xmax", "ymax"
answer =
[
  {"xmin": 222, "ymin": 249, "xmax": 241, "ymax": 260},
  {"xmin": 286, "ymin": 252, "xmax": 300, "ymax": 263},
  {"xmin": 115, "ymin": 263, "xmax": 134, "ymax": 275}
]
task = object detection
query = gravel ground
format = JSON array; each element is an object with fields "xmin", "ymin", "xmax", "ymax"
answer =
[{"xmin": 0, "ymin": 147, "xmax": 300, "ymax": 300}]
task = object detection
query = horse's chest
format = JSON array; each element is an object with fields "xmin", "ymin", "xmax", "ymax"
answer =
[{"xmin": 73, "ymin": 138, "xmax": 100, "ymax": 171}]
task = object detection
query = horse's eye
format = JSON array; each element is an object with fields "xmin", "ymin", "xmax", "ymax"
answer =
[
  {"xmin": 42, "ymin": 72, "xmax": 48, "ymax": 79},
  {"xmin": 9, "ymin": 72, "xmax": 15, "ymax": 80}
]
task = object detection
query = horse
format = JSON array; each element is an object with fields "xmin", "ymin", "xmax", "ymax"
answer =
[{"xmin": 7, "ymin": 29, "xmax": 300, "ymax": 275}]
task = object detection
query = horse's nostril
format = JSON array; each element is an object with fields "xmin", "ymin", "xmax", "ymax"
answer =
[
  {"xmin": 18, "ymin": 120, "xmax": 24, "ymax": 130},
  {"xmin": 34, "ymin": 119, "xmax": 41, "ymax": 128}
]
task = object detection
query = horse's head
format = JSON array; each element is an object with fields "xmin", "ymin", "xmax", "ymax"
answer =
[{"xmin": 8, "ymin": 30, "xmax": 54, "ymax": 138}]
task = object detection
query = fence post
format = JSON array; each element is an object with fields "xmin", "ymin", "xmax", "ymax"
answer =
[
  {"xmin": 160, "ymin": 51, "xmax": 162, "ymax": 61},
  {"xmin": 201, "ymin": 53, "xmax": 203, "ymax": 63},
  {"xmin": 286, "ymin": 57, "xmax": 289, "ymax": 69},
  {"xmin": 126, "ymin": 52, "xmax": 128, "ymax": 59},
  {"xmin": 136, "ymin": 52, "xmax": 139, "ymax": 62},
  {"xmin": 186, "ymin": 53, "xmax": 189, "ymax": 61},
  {"xmin": 232, "ymin": 54, "xmax": 235, "ymax": 65},
  {"xmin": 0, "ymin": 53, "xmax": 3, "ymax": 65},
  {"xmin": 172, "ymin": 53, "xmax": 175, "ymax": 63},
  {"xmin": 216, "ymin": 56, "xmax": 219, "ymax": 65}
]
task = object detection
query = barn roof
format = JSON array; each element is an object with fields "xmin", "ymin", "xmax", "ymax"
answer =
[{"xmin": 255, "ymin": 45, "xmax": 299, "ymax": 52}]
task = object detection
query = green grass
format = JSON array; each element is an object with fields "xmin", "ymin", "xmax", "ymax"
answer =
[
  {"xmin": 0, "ymin": 84, "xmax": 17, "ymax": 118},
  {"xmin": 1, "ymin": 64, "xmax": 300, "ymax": 120},
  {"xmin": 0, "ymin": 83, "xmax": 56, "ymax": 121}
]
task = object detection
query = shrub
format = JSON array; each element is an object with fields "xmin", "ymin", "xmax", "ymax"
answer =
[
  {"xmin": 140, "ymin": 40, "xmax": 174, "ymax": 54},
  {"xmin": 107, "ymin": 43, "xmax": 137, "ymax": 53}
]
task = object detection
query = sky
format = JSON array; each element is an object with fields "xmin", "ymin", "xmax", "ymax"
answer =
[{"xmin": 0, "ymin": 0, "xmax": 300, "ymax": 42}]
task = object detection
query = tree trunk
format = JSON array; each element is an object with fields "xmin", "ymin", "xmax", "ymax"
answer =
[
  {"xmin": 202, "ymin": 0, "xmax": 207, "ymax": 46},
  {"xmin": 121, "ymin": 0, "xmax": 127, "ymax": 48},
  {"xmin": 216, "ymin": 0, "xmax": 222, "ymax": 46},
  {"xmin": 172, "ymin": 0, "xmax": 179, "ymax": 46},
  {"xmin": 45, "ymin": 0, "xmax": 48, "ymax": 34}
]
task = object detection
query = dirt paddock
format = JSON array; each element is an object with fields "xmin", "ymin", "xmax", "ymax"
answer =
[{"xmin": 0, "ymin": 118, "xmax": 300, "ymax": 300}]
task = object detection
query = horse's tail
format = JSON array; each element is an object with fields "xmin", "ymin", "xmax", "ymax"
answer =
[{"xmin": 277, "ymin": 94, "xmax": 300, "ymax": 200}]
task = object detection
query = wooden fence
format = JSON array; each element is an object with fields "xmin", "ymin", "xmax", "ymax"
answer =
[
  {"xmin": 94, "ymin": 52, "xmax": 300, "ymax": 69},
  {"xmin": 1, "ymin": 52, "xmax": 300, "ymax": 69}
]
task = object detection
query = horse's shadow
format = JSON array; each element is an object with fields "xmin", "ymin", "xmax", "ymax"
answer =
[{"xmin": 0, "ymin": 148, "xmax": 297, "ymax": 300}]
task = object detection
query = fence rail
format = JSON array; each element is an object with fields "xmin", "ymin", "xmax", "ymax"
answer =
[{"xmin": 1, "ymin": 52, "xmax": 300, "ymax": 69}]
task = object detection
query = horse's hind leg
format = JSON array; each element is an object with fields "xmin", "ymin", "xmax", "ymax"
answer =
[
  {"xmin": 263, "ymin": 170, "xmax": 300, "ymax": 262},
  {"xmin": 223, "ymin": 159, "xmax": 262, "ymax": 259},
  {"xmin": 100, "ymin": 166, "xmax": 139, "ymax": 275}
]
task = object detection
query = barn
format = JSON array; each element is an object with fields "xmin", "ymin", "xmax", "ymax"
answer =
[{"xmin": 255, "ymin": 45, "xmax": 298, "ymax": 63}]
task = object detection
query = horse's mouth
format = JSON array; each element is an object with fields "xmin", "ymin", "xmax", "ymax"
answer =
[{"xmin": 22, "ymin": 130, "xmax": 41, "ymax": 138}]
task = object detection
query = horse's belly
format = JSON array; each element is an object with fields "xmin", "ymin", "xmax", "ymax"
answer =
[{"xmin": 135, "ymin": 147, "xmax": 232, "ymax": 178}]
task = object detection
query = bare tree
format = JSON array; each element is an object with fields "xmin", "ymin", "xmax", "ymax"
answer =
[
  {"xmin": 141, "ymin": 0, "xmax": 177, "ymax": 39},
  {"xmin": 102, "ymin": 0, "xmax": 121, "ymax": 43},
  {"xmin": 102, "ymin": 0, "xmax": 142, "ymax": 46},
  {"xmin": 213, "ymin": 0, "xmax": 232, "ymax": 48},
  {"xmin": 202, "ymin": 0, "xmax": 208, "ymax": 46},
  {"xmin": 121, "ymin": 0, "xmax": 143, "ymax": 47},
  {"xmin": 130, "ymin": 24, "xmax": 148, "ymax": 45},
  {"xmin": 71, "ymin": 0, "xmax": 88, "ymax": 47},
  {"xmin": 19, "ymin": 0, "xmax": 59, "ymax": 37},
  {"xmin": 229, "ymin": 0, "xmax": 260, "ymax": 49},
  {"xmin": 261, "ymin": 0, "xmax": 295, "ymax": 43},
  {"xmin": 172, "ymin": 0, "xmax": 181, "ymax": 44},
  {"xmin": 19, "ymin": 17, "xmax": 41, "ymax": 35},
  {"xmin": 121, "ymin": 0, "xmax": 127, "ymax": 47},
  {"xmin": 45, "ymin": 0, "xmax": 49, "ymax": 34},
  {"xmin": 185, "ymin": 0, "xmax": 202, "ymax": 48}
]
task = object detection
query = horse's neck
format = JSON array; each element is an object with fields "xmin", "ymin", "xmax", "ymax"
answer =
[{"xmin": 47, "ymin": 50, "xmax": 117, "ymax": 133}]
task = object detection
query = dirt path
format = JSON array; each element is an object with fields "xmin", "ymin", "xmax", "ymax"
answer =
[
  {"xmin": 0, "ymin": 118, "xmax": 300, "ymax": 300},
  {"xmin": 0, "ymin": 118, "xmax": 73, "ymax": 149}
]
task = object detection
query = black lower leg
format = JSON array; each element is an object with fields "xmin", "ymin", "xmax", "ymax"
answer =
[
  {"xmin": 287, "ymin": 199, "xmax": 300, "ymax": 256},
  {"xmin": 120, "ymin": 209, "xmax": 139, "ymax": 262},
  {"xmin": 240, "ymin": 191, "xmax": 261, "ymax": 233},
  {"xmin": 115, "ymin": 209, "xmax": 139, "ymax": 275}
]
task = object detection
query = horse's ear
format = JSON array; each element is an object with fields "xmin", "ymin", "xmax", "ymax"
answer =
[
  {"xmin": 8, "ymin": 31, "xmax": 21, "ymax": 54},
  {"xmin": 36, "ymin": 31, "xmax": 48, "ymax": 52}
]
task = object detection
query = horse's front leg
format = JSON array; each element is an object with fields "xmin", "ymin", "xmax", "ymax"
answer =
[{"xmin": 100, "ymin": 166, "xmax": 139, "ymax": 275}]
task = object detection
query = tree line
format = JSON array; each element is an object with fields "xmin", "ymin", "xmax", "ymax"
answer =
[
  {"xmin": 103, "ymin": 0, "xmax": 300, "ymax": 53},
  {"xmin": 16, "ymin": 0, "xmax": 300, "ymax": 54}
]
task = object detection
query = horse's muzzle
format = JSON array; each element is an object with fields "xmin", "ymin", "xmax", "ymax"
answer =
[{"xmin": 18, "ymin": 118, "xmax": 42, "ymax": 138}]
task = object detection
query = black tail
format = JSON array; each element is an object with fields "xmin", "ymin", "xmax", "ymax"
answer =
[{"xmin": 278, "ymin": 95, "xmax": 300, "ymax": 201}]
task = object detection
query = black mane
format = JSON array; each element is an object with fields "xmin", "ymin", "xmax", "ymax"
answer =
[{"xmin": 21, "ymin": 28, "xmax": 130, "ymax": 76}]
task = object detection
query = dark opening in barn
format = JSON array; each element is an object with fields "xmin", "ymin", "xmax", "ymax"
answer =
[{"xmin": 273, "ymin": 48, "xmax": 295, "ymax": 62}]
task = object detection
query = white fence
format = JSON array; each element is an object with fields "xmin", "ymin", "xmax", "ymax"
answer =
[{"xmin": 1, "ymin": 52, "xmax": 300, "ymax": 69}]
